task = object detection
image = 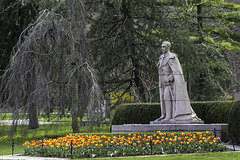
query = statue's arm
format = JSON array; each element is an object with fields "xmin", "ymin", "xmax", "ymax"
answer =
[{"xmin": 166, "ymin": 59, "xmax": 174, "ymax": 83}]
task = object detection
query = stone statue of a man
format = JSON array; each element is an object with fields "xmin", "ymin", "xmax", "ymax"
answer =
[{"xmin": 155, "ymin": 41, "xmax": 201, "ymax": 123}]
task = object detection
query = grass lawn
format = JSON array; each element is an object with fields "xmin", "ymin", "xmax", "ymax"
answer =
[
  {"xmin": 81, "ymin": 152, "xmax": 240, "ymax": 160},
  {"xmin": 0, "ymin": 139, "xmax": 25, "ymax": 155}
]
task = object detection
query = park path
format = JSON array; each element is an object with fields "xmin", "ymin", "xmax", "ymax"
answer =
[
  {"xmin": 0, "ymin": 120, "xmax": 66, "ymax": 125},
  {"xmin": 0, "ymin": 154, "xmax": 67, "ymax": 160}
]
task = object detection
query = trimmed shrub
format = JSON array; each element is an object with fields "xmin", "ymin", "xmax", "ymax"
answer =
[
  {"xmin": 228, "ymin": 100, "xmax": 240, "ymax": 143},
  {"xmin": 204, "ymin": 101, "xmax": 234, "ymax": 124},
  {"xmin": 111, "ymin": 103, "xmax": 160, "ymax": 125},
  {"xmin": 112, "ymin": 101, "xmax": 234, "ymax": 125}
]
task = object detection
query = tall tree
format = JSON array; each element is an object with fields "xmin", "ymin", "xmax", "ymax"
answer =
[
  {"xmin": 86, "ymin": 0, "xmax": 165, "ymax": 103},
  {"xmin": 0, "ymin": 0, "xmax": 101, "ymax": 132},
  {"xmin": 86, "ymin": 0, "xmax": 234, "ymax": 103}
]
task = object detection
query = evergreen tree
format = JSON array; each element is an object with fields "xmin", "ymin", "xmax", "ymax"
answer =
[
  {"xmin": 86, "ymin": 0, "xmax": 166, "ymax": 104},
  {"xmin": 86, "ymin": 0, "xmax": 234, "ymax": 103},
  {"xmin": 0, "ymin": 0, "xmax": 39, "ymax": 74}
]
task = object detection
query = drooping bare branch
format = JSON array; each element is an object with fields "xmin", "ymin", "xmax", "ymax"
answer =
[{"xmin": 0, "ymin": 1, "xmax": 101, "ymax": 132}]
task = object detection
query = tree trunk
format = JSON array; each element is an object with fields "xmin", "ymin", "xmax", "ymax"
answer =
[
  {"xmin": 28, "ymin": 105, "xmax": 39, "ymax": 129},
  {"xmin": 71, "ymin": 76, "xmax": 80, "ymax": 133},
  {"xmin": 197, "ymin": 0, "xmax": 203, "ymax": 30},
  {"xmin": 71, "ymin": 107, "xmax": 79, "ymax": 133},
  {"xmin": 133, "ymin": 68, "xmax": 146, "ymax": 102}
]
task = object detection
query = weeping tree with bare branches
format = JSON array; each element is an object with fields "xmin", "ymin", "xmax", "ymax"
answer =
[{"xmin": 0, "ymin": 0, "xmax": 101, "ymax": 133}]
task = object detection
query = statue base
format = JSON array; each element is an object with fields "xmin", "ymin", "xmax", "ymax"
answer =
[
  {"xmin": 150, "ymin": 119, "xmax": 204, "ymax": 124},
  {"xmin": 111, "ymin": 123, "xmax": 228, "ymax": 140}
]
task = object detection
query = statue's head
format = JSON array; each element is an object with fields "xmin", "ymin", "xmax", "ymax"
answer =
[{"xmin": 161, "ymin": 41, "xmax": 171, "ymax": 54}]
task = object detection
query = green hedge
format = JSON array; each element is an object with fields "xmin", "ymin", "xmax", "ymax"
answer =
[
  {"xmin": 112, "ymin": 103, "xmax": 160, "ymax": 125},
  {"xmin": 112, "ymin": 101, "xmax": 234, "ymax": 125},
  {"xmin": 228, "ymin": 100, "xmax": 240, "ymax": 143}
]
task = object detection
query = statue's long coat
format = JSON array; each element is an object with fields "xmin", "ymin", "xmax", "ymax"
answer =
[{"xmin": 158, "ymin": 52, "xmax": 197, "ymax": 120}]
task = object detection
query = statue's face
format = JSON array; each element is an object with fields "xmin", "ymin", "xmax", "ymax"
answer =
[{"xmin": 161, "ymin": 43, "xmax": 169, "ymax": 54}]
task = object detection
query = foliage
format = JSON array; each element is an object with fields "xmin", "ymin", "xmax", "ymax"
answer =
[
  {"xmin": 112, "ymin": 102, "xmax": 234, "ymax": 125},
  {"xmin": 85, "ymin": 0, "xmax": 234, "ymax": 104},
  {"xmin": 204, "ymin": 101, "xmax": 234, "ymax": 124},
  {"xmin": 111, "ymin": 91, "xmax": 134, "ymax": 105},
  {"xmin": 0, "ymin": 0, "xmax": 39, "ymax": 74},
  {"xmin": 112, "ymin": 103, "xmax": 160, "ymax": 125},
  {"xmin": 228, "ymin": 100, "xmax": 240, "ymax": 143},
  {"xmin": 86, "ymin": 0, "xmax": 164, "ymax": 103},
  {"xmin": 22, "ymin": 131, "xmax": 226, "ymax": 158}
]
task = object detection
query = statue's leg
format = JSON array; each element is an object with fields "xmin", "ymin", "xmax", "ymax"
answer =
[
  {"xmin": 155, "ymin": 92, "xmax": 165, "ymax": 121},
  {"xmin": 159, "ymin": 93, "xmax": 166, "ymax": 120},
  {"xmin": 163, "ymin": 86, "xmax": 172, "ymax": 121}
]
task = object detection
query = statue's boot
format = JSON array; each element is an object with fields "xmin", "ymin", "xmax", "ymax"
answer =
[
  {"xmin": 154, "ymin": 114, "xmax": 165, "ymax": 121},
  {"xmin": 163, "ymin": 101, "xmax": 172, "ymax": 121}
]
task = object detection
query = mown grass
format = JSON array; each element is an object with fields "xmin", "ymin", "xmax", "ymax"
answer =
[
  {"xmin": 0, "ymin": 123, "xmax": 110, "ymax": 140},
  {"xmin": 0, "ymin": 139, "xmax": 25, "ymax": 155},
  {"xmin": 78, "ymin": 152, "xmax": 240, "ymax": 160}
]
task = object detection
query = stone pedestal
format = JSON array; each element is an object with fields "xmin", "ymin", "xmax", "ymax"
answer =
[
  {"xmin": 150, "ymin": 119, "xmax": 204, "ymax": 124},
  {"xmin": 111, "ymin": 123, "xmax": 228, "ymax": 140}
]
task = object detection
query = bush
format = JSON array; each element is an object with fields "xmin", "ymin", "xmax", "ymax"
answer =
[
  {"xmin": 228, "ymin": 100, "xmax": 240, "ymax": 143},
  {"xmin": 112, "ymin": 101, "xmax": 234, "ymax": 125},
  {"xmin": 204, "ymin": 101, "xmax": 234, "ymax": 124},
  {"xmin": 111, "ymin": 103, "xmax": 160, "ymax": 125}
]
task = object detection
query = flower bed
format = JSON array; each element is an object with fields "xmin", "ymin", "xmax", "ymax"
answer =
[{"xmin": 22, "ymin": 130, "xmax": 227, "ymax": 158}]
